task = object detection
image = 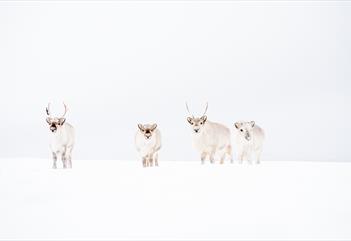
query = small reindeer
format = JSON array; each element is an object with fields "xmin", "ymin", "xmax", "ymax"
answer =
[
  {"xmin": 186, "ymin": 103, "xmax": 233, "ymax": 164},
  {"xmin": 45, "ymin": 103, "xmax": 75, "ymax": 169},
  {"xmin": 234, "ymin": 121, "xmax": 265, "ymax": 164},
  {"xmin": 135, "ymin": 123, "xmax": 161, "ymax": 167}
]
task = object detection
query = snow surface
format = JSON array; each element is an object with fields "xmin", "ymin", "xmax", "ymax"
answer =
[{"xmin": 1, "ymin": 159, "xmax": 351, "ymax": 240}]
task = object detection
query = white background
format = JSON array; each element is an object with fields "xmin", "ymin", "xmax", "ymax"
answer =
[
  {"xmin": 0, "ymin": 1, "xmax": 350, "ymax": 162},
  {"xmin": 1, "ymin": 2, "xmax": 351, "ymax": 240}
]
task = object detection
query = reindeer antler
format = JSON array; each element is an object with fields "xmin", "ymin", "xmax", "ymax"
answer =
[
  {"xmin": 61, "ymin": 102, "xmax": 68, "ymax": 118},
  {"xmin": 202, "ymin": 102, "xmax": 208, "ymax": 116},
  {"xmin": 186, "ymin": 102, "xmax": 194, "ymax": 118},
  {"xmin": 46, "ymin": 103, "xmax": 51, "ymax": 117}
]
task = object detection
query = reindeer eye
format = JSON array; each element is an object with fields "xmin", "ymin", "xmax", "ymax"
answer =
[
  {"xmin": 200, "ymin": 122, "xmax": 203, "ymax": 125},
  {"xmin": 240, "ymin": 129, "xmax": 243, "ymax": 132}
]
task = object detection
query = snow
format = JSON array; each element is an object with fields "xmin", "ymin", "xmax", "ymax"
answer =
[{"xmin": 1, "ymin": 159, "xmax": 351, "ymax": 240}]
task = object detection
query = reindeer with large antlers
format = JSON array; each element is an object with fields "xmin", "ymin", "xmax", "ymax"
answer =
[
  {"xmin": 46, "ymin": 102, "xmax": 75, "ymax": 169},
  {"xmin": 186, "ymin": 103, "xmax": 233, "ymax": 164}
]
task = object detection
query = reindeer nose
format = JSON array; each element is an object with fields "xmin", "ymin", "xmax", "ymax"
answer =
[{"xmin": 194, "ymin": 129, "xmax": 199, "ymax": 133}]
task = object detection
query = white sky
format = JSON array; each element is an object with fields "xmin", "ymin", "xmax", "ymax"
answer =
[{"xmin": 0, "ymin": 1, "xmax": 350, "ymax": 161}]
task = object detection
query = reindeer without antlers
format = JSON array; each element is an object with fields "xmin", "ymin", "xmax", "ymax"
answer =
[
  {"xmin": 46, "ymin": 102, "xmax": 75, "ymax": 169},
  {"xmin": 186, "ymin": 102, "xmax": 233, "ymax": 164},
  {"xmin": 135, "ymin": 123, "xmax": 162, "ymax": 167}
]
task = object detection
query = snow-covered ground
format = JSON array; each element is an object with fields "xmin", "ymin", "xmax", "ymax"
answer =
[{"xmin": 1, "ymin": 159, "xmax": 350, "ymax": 240}]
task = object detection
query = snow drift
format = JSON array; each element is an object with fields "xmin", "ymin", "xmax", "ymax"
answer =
[{"xmin": 1, "ymin": 159, "xmax": 350, "ymax": 240}]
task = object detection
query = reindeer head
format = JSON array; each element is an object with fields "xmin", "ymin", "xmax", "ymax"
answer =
[
  {"xmin": 186, "ymin": 102, "xmax": 208, "ymax": 134},
  {"xmin": 138, "ymin": 123, "xmax": 158, "ymax": 140},
  {"xmin": 234, "ymin": 121, "xmax": 255, "ymax": 141},
  {"xmin": 45, "ymin": 103, "xmax": 68, "ymax": 133}
]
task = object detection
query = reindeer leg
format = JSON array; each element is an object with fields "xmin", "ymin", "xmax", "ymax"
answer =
[
  {"xmin": 245, "ymin": 151, "xmax": 252, "ymax": 165},
  {"xmin": 145, "ymin": 155, "xmax": 149, "ymax": 167},
  {"xmin": 62, "ymin": 152, "xmax": 67, "ymax": 169},
  {"xmin": 142, "ymin": 157, "xmax": 147, "ymax": 167},
  {"xmin": 201, "ymin": 152, "xmax": 207, "ymax": 164},
  {"xmin": 154, "ymin": 152, "xmax": 159, "ymax": 167},
  {"xmin": 52, "ymin": 152, "xmax": 57, "ymax": 169},
  {"xmin": 255, "ymin": 148, "xmax": 262, "ymax": 164},
  {"xmin": 149, "ymin": 154, "xmax": 153, "ymax": 167},
  {"xmin": 66, "ymin": 146, "xmax": 73, "ymax": 168},
  {"xmin": 237, "ymin": 151, "xmax": 243, "ymax": 164},
  {"xmin": 220, "ymin": 152, "xmax": 226, "ymax": 164},
  {"xmin": 218, "ymin": 146, "xmax": 227, "ymax": 164},
  {"xmin": 68, "ymin": 156, "xmax": 72, "ymax": 168},
  {"xmin": 227, "ymin": 145, "xmax": 234, "ymax": 164},
  {"xmin": 210, "ymin": 148, "xmax": 216, "ymax": 164}
]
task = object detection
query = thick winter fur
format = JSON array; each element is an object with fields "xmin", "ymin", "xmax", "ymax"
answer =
[
  {"xmin": 46, "ymin": 117, "xmax": 75, "ymax": 169},
  {"xmin": 234, "ymin": 121, "xmax": 264, "ymax": 164},
  {"xmin": 187, "ymin": 116, "xmax": 233, "ymax": 164},
  {"xmin": 135, "ymin": 123, "xmax": 161, "ymax": 167}
]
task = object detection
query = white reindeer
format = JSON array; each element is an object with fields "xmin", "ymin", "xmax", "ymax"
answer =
[
  {"xmin": 186, "ymin": 103, "xmax": 233, "ymax": 164},
  {"xmin": 45, "ymin": 103, "xmax": 75, "ymax": 169},
  {"xmin": 135, "ymin": 123, "xmax": 161, "ymax": 167},
  {"xmin": 234, "ymin": 121, "xmax": 264, "ymax": 164}
]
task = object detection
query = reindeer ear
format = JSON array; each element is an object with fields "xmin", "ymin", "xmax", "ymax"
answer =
[
  {"xmin": 201, "ymin": 115, "xmax": 207, "ymax": 123},
  {"xmin": 235, "ymin": 122, "xmax": 241, "ymax": 129},
  {"xmin": 187, "ymin": 117, "xmax": 193, "ymax": 124},
  {"xmin": 46, "ymin": 117, "xmax": 51, "ymax": 124},
  {"xmin": 151, "ymin": 123, "xmax": 157, "ymax": 131},
  {"xmin": 59, "ymin": 118, "xmax": 66, "ymax": 125},
  {"xmin": 138, "ymin": 124, "xmax": 144, "ymax": 131},
  {"xmin": 250, "ymin": 121, "xmax": 255, "ymax": 128}
]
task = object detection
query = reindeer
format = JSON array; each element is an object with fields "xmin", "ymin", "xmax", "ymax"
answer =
[
  {"xmin": 45, "ymin": 103, "xmax": 75, "ymax": 169},
  {"xmin": 234, "ymin": 121, "xmax": 265, "ymax": 164},
  {"xmin": 186, "ymin": 103, "xmax": 233, "ymax": 164},
  {"xmin": 135, "ymin": 123, "xmax": 161, "ymax": 167}
]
